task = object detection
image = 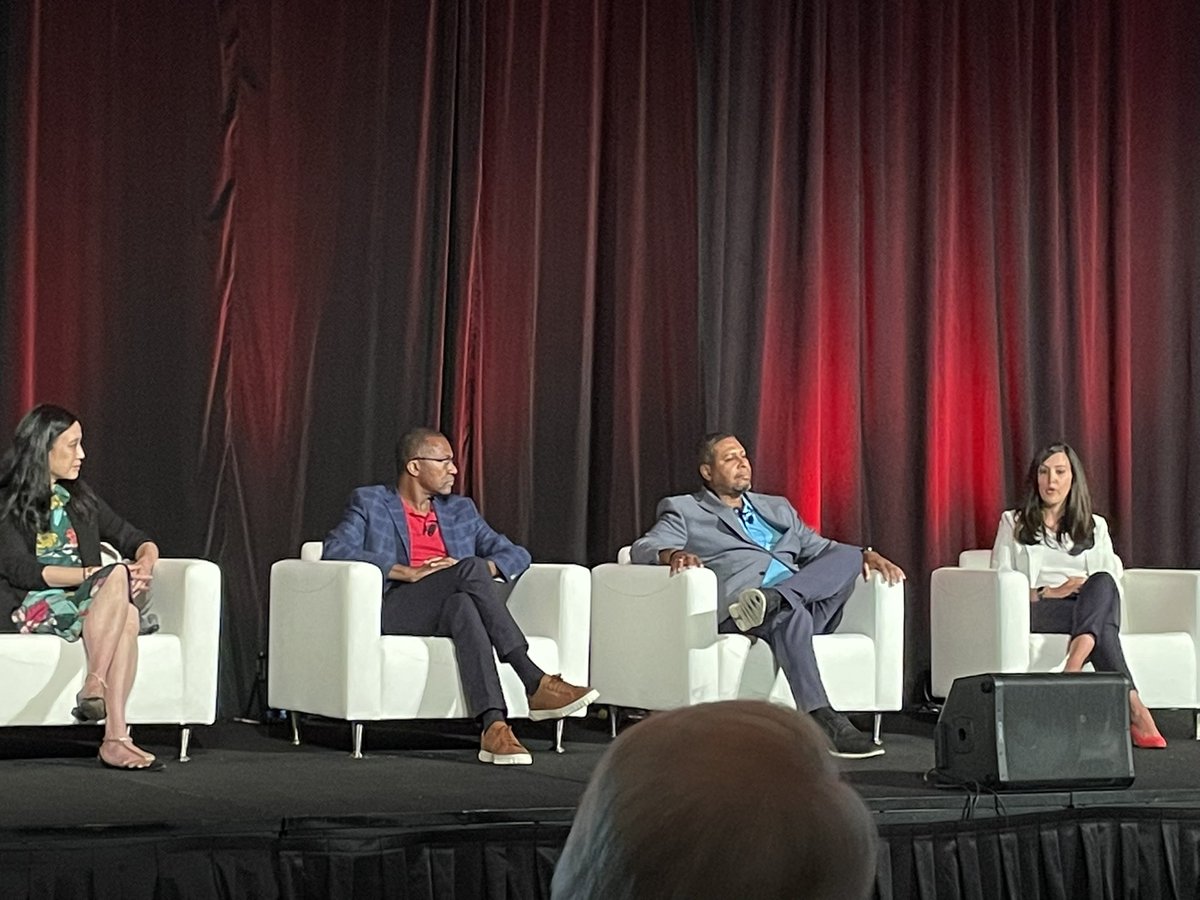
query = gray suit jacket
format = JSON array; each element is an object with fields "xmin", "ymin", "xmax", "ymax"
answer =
[{"xmin": 630, "ymin": 489, "xmax": 850, "ymax": 621}]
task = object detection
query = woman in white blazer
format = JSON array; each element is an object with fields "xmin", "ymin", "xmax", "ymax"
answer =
[{"xmin": 991, "ymin": 442, "xmax": 1165, "ymax": 749}]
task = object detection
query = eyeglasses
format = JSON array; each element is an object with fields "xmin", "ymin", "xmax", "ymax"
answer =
[
  {"xmin": 410, "ymin": 456, "xmax": 455, "ymax": 467},
  {"xmin": 737, "ymin": 507, "xmax": 755, "ymax": 526}
]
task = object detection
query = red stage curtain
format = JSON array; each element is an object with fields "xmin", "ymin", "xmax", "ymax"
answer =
[
  {"xmin": 3, "ymin": 1, "xmax": 1198, "ymax": 708},
  {"xmin": 694, "ymin": 0, "xmax": 1200, "ymax": 691}
]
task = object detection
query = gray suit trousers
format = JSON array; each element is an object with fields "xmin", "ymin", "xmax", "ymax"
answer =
[{"xmin": 718, "ymin": 543, "xmax": 861, "ymax": 711}]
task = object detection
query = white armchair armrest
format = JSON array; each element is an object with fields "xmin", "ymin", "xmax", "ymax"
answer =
[
  {"xmin": 507, "ymin": 563, "xmax": 591, "ymax": 688},
  {"xmin": 1122, "ymin": 569, "xmax": 1200, "ymax": 635},
  {"xmin": 589, "ymin": 563, "xmax": 720, "ymax": 710},
  {"xmin": 837, "ymin": 572, "xmax": 906, "ymax": 709},
  {"xmin": 930, "ymin": 566, "xmax": 1032, "ymax": 697},
  {"xmin": 269, "ymin": 559, "xmax": 386, "ymax": 721},
  {"xmin": 147, "ymin": 558, "xmax": 221, "ymax": 724}
]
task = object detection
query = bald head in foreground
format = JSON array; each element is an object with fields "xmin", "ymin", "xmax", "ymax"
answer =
[{"xmin": 552, "ymin": 700, "xmax": 877, "ymax": 900}]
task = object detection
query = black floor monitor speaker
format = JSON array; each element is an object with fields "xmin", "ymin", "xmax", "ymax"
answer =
[{"xmin": 935, "ymin": 673, "xmax": 1135, "ymax": 791}]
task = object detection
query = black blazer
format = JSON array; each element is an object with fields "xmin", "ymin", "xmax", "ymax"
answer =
[{"xmin": 0, "ymin": 492, "xmax": 153, "ymax": 631}]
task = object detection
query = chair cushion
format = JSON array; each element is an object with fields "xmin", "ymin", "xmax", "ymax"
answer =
[
  {"xmin": 0, "ymin": 633, "xmax": 184, "ymax": 725},
  {"xmin": 379, "ymin": 634, "xmax": 561, "ymax": 719},
  {"xmin": 814, "ymin": 634, "xmax": 879, "ymax": 711},
  {"xmin": 126, "ymin": 635, "xmax": 185, "ymax": 721},
  {"xmin": 715, "ymin": 634, "xmax": 754, "ymax": 699},
  {"xmin": 1027, "ymin": 632, "xmax": 1197, "ymax": 709},
  {"xmin": 0, "ymin": 635, "xmax": 83, "ymax": 724},
  {"xmin": 1122, "ymin": 633, "xmax": 1196, "ymax": 708},
  {"xmin": 714, "ymin": 632, "xmax": 879, "ymax": 712},
  {"xmin": 1028, "ymin": 633, "xmax": 1071, "ymax": 671}
]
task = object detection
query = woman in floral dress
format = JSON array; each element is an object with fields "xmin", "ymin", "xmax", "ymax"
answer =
[{"xmin": 0, "ymin": 405, "xmax": 161, "ymax": 769}]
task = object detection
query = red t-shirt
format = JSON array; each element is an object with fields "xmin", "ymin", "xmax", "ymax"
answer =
[{"xmin": 404, "ymin": 501, "xmax": 448, "ymax": 567}]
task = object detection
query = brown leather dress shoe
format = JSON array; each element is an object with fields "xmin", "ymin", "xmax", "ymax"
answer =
[
  {"xmin": 478, "ymin": 721, "xmax": 533, "ymax": 765},
  {"xmin": 527, "ymin": 674, "xmax": 599, "ymax": 721}
]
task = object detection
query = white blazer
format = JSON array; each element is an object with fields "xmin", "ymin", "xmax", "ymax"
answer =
[{"xmin": 990, "ymin": 509, "xmax": 1123, "ymax": 591}]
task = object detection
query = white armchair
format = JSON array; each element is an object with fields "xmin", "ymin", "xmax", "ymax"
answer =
[
  {"xmin": 930, "ymin": 550, "xmax": 1200, "ymax": 732},
  {"xmin": 589, "ymin": 549, "xmax": 905, "ymax": 740},
  {"xmin": 268, "ymin": 543, "xmax": 592, "ymax": 757},
  {"xmin": 0, "ymin": 558, "xmax": 222, "ymax": 760}
]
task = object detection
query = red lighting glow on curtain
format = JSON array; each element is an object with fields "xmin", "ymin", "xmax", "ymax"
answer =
[{"xmin": 4, "ymin": 0, "xmax": 1198, "ymax": 707}]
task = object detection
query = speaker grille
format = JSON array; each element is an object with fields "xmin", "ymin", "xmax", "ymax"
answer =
[{"xmin": 937, "ymin": 673, "xmax": 1135, "ymax": 790}]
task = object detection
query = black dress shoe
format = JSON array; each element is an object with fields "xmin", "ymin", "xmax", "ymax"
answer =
[{"xmin": 810, "ymin": 707, "xmax": 884, "ymax": 759}]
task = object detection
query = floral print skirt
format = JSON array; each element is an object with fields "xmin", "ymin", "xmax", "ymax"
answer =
[{"xmin": 11, "ymin": 563, "xmax": 122, "ymax": 641}]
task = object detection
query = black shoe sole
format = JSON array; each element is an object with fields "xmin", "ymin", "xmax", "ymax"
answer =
[
  {"xmin": 72, "ymin": 697, "xmax": 107, "ymax": 722},
  {"xmin": 98, "ymin": 756, "xmax": 164, "ymax": 771}
]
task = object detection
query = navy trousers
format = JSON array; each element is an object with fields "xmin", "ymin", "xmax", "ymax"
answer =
[
  {"xmin": 719, "ymin": 543, "xmax": 862, "ymax": 712},
  {"xmin": 1030, "ymin": 571, "xmax": 1133, "ymax": 683},
  {"xmin": 381, "ymin": 556, "xmax": 526, "ymax": 719}
]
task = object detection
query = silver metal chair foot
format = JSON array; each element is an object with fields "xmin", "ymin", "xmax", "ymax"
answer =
[
  {"xmin": 609, "ymin": 705, "xmax": 618, "ymax": 738},
  {"xmin": 554, "ymin": 719, "xmax": 565, "ymax": 754},
  {"xmin": 179, "ymin": 725, "xmax": 192, "ymax": 762},
  {"xmin": 873, "ymin": 713, "xmax": 883, "ymax": 745},
  {"xmin": 290, "ymin": 710, "xmax": 301, "ymax": 746},
  {"xmin": 1194, "ymin": 710, "xmax": 1199, "ymax": 740},
  {"xmin": 350, "ymin": 721, "xmax": 364, "ymax": 759}
]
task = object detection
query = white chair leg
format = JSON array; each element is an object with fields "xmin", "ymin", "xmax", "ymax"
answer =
[
  {"xmin": 350, "ymin": 722, "xmax": 364, "ymax": 759},
  {"xmin": 290, "ymin": 710, "xmax": 301, "ymax": 746},
  {"xmin": 873, "ymin": 713, "xmax": 883, "ymax": 745},
  {"xmin": 609, "ymin": 705, "xmax": 619, "ymax": 739},
  {"xmin": 1194, "ymin": 710, "xmax": 1199, "ymax": 740},
  {"xmin": 554, "ymin": 719, "xmax": 565, "ymax": 754},
  {"xmin": 178, "ymin": 725, "xmax": 192, "ymax": 763}
]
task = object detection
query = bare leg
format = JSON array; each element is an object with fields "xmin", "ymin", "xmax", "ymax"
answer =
[
  {"xmin": 1129, "ymin": 689, "xmax": 1161, "ymax": 734},
  {"xmin": 1063, "ymin": 633, "xmax": 1096, "ymax": 672},
  {"xmin": 81, "ymin": 566, "xmax": 133, "ymax": 685},
  {"xmin": 97, "ymin": 606, "xmax": 144, "ymax": 766},
  {"xmin": 82, "ymin": 569, "xmax": 151, "ymax": 767},
  {"xmin": 105, "ymin": 605, "xmax": 154, "ymax": 762}
]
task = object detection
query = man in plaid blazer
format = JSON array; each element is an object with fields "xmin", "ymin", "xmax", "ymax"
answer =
[{"xmin": 324, "ymin": 427, "xmax": 597, "ymax": 765}]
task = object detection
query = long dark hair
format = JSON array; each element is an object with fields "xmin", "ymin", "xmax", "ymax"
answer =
[
  {"xmin": 0, "ymin": 404, "xmax": 98, "ymax": 534},
  {"xmin": 1013, "ymin": 442, "xmax": 1094, "ymax": 552}
]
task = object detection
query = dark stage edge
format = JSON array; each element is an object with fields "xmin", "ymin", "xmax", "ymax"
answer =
[{"xmin": 1, "ymin": 711, "xmax": 1199, "ymax": 899}]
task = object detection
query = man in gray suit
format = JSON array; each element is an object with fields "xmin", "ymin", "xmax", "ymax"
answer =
[{"xmin": 630, "ymin": 433, "xmax": 905, "ymax": 758}]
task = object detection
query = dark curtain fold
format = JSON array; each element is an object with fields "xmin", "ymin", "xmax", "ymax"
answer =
[
  {"xmin": 451, "ymin": 0, "xmax": 700, "ymax": 564},
  {"xmin": 876, "ymin": 807, "xmax": 1200, "ymax": 900},
  {"xmin": 3, "ymin": 0, "xmax": 1200, "ymax": 710},
  {"xmin": 204, "ymin": 0, "xmax": 477, "ymax": 710}
]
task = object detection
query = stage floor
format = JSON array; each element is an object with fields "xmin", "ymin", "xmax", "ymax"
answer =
[{"xmin": 1, "ymin": 708, "xmax": 1198, "ymax": 834}]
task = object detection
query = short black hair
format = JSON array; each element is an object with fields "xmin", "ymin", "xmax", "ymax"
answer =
[
  {"xmin": 394, "ymin": 427, "xmax": 445, "ymax": 478},
  {"xmin": 697, "ymin": 432, "xmax": 737, "ymax": 471}
]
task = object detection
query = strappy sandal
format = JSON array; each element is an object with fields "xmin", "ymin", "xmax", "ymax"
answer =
[
  {"xmin": 98, "ymin": 736, "xmax": 163, "ymax": 771},
  {"xmin": 72, "ymin": 673, "xmax": 108, "ymax": 722},
  {"xmin": 125, "ymin": 727, "xmax": 157, "ymax": 764}
]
